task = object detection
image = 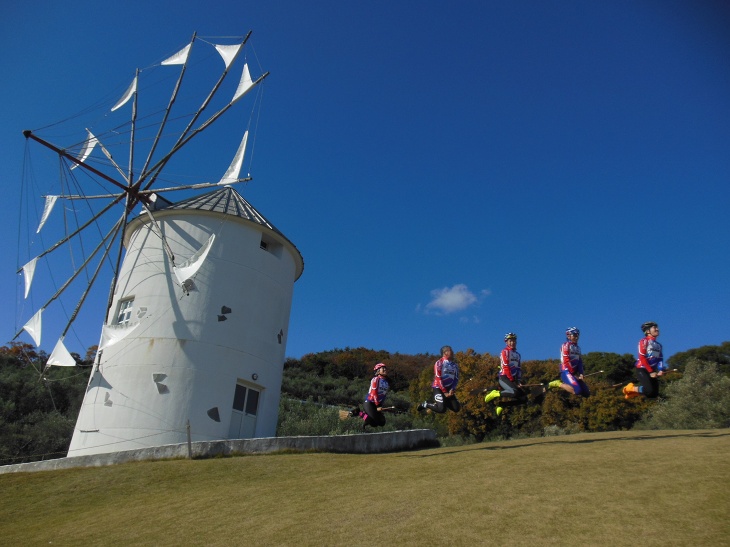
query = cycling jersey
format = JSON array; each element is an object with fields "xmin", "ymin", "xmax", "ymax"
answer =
[
  {"xmin": 432, "ymin": 357, "xmax": 459, "ymax": 392},
  {"xmin": 365, "ymin": 375, "xmax": 390, "ymax": 406},
  {"xmin": 636, "ymin": 335, "xmax": 665, "ymax": 372},
  {"xmin": 560, "ymin": 341, "xmax": 584, "ymax": 376},
  {"xmin": 500, "ymin": 346, "xmax": 521, "ymax": 383}
]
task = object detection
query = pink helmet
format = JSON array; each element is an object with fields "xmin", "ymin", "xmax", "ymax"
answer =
[{"xmin": 374, "ymin": 363, "xmax": 387, "ymax": 372}]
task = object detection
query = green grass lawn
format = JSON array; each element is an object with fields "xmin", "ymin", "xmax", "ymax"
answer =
[{"xmin": 1, "ymin": 429, "xmax": 728, "ymax": 546}]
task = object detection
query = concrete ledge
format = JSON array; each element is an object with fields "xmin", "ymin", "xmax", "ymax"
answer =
[{"xmin": 0, "ymin": 429, "xmax": 438, "ymax": 475}]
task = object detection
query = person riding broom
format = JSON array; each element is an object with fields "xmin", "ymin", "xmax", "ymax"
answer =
[
  {"xmin": 349, "ymin": 363, "xmax": 391, "ymax": 430},
  {"xmin": 483, "ymin": 333, "xmax": 529, "ymax": 416},
  {"xmin": 623, "ymin": 322, "xmax": 666, "ymax": 399}
]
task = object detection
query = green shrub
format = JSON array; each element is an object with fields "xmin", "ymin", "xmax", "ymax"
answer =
[{"xmin": 636, "ymin": 358, "xmax": 730, "ymax": 430}]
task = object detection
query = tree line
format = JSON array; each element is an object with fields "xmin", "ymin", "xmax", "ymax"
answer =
[
  {"xmin": 277, "ymin": 343, "xmax": 730, "ymax": 440},
  {"xmin": 0, "ymin": 343, "xmax": 91, "ymax": 465},
  {"xmin": 1, "ymin": 341, "xmax": 728, "ymax": 464}
]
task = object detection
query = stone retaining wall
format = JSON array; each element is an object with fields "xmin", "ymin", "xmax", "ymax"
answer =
[{"xmin": 0, "ymin": 429, "xmax": 437, "ymax": 474}]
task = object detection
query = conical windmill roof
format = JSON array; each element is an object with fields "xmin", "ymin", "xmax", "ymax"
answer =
[
  {"xmin": 167, "ymin": 185, "xmax": 282, "ymax": 236},
  {"xmin": 128, "ymin": 185, "xmax": 304, "ymax": 279}
]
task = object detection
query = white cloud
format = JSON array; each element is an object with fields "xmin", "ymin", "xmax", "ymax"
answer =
[{"xmin": 424, "ymin": 284, "xmax": 489, "ymax": 315}]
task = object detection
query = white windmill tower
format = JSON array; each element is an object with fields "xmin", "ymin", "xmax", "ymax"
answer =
[
  {"xmin": 68, "ymin": 186, "xmax": 303, "ymax": 455},
  {"xmin": 16, "ymin": 32, "xmax": 303, "ymax": 457}
]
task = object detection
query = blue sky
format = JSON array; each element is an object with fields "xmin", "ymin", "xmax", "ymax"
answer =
[{"xmin": 2, "ymin": 1, "xmax": 728, "ymax": 364}]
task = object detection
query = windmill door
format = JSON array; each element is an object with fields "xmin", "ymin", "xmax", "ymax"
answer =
[{"xmin": 228, "ymin": 383, "xmax": 260, "ymax": 439}]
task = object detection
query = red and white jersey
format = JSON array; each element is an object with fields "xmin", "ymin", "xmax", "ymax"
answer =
[
  {"xmin": 560, "ymin": 341, "xmax": 584, "ymax": 375},
  {"xmin": 432, "ymin": 357, "xmax": 459, "ymax": 392},
  {"xmin": 365, "ymin": 375, "xmax": 390, "ymax": 406},
  {"xmin": 499, "ymin": 347, "xmax": 521, "ymax": 382},
  {"xmin": 636, "ymin": 336, "xmax": 664, "ymax": 372}
]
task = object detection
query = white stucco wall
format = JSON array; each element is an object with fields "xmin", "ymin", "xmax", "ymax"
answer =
[{"xmin": 68, "ymin": 203, "xmax": 302, "ymax": 456}]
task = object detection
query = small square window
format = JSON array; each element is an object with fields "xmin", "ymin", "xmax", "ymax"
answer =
[
  {"xmin": 259, "ymin": 235, "xmax": 282, "ymax": 257},
  {"xmin": 116, "ymin": 298, "xmax": 134, "ymax": 325}
]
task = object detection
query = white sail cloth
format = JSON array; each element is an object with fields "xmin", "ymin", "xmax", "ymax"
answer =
[
  {"xmin": 99, "ymin": 322, "xmax": 140, "ymax": 350},
  {"xmin": 22, "ymin": 308, "xmax": 43, "ymax": 346},
  {"xmin": 173, "ymin": 234, "xmax": 215, "ymax": 285},
  {"xmin": 70, "ymin": 131, "xmax": 98, "ymax": 170},
  {"xmin": 161, "ymin": 43, "xmax": 191, "ymax": 66},
  {"xmin": 22, "ymin": 257, "xmax": 38, "ymax": 298},
  {"xmin": 218, "ymin": 131, "xmax": 248, "ymax": 185},
  {"xmin": 46, "ymin": 338, "xmax": 76, "ymax": 368},
  {"xmin": 214, "ymin": 43, "xmax": 244, "ymax": 69},
  {"xmin": 36, "ymin": 195, "xmax": 58, "ymax": 233},
  {"xmin": 231, "ymin": 64, "xmax": 254, "ymax": 104},
  {"xmin": 111, "ymin": 75, "xmax": 138, "ymax": 112}
]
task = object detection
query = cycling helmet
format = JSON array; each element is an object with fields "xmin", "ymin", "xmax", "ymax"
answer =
[
  {"xmin": 566, "ymin": 327, "xmax": 580, "ymax": 337},
  {"xmin": 504, "ymin": 332, "xmax": 517, "ymax": 341},
  {"xmin": 374, "ymin": 363, "xmax": 387, "ymax": 373},
  {"xmin": 641, "ymin": 322, "xmax": 658, "ymax": 333}
]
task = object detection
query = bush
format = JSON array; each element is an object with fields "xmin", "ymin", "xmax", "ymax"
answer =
[
  {"xmin": 668, "ymin": 342, "xmax": 730, "ymax": 375},
  {"xmin": 0, "ymin": 343, "xmax": 89, "ymax": 464},
  {"xmin": 276, "ymin": 398, "xmax": 349, "ymax": 436},
  {"xmin": 636, "ymin": 358, "xmax": 730, "ymax": 430},
  {"xmin": 276, "ymin": 397, "xmax": 420, "ymax": 437},
  {"xmin": 543, "ymin": 423, "xmax": 582, "ymax": 437}
]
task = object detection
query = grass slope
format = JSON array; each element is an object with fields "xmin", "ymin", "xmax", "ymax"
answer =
[{"xmin": 1, "ymin": 430, "xmax": 728, "ymax": 546}]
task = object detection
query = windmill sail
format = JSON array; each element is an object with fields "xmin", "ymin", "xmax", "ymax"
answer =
[
  {"xmin": 70, "ymin": 130, "xmax": 98, "ymax": 170},
  {"xmin": 231, "ymin": 63, "xmax": 255, "ymax": 104},
  {"xmin": 111, "ymin": 75, "xmax": 138, "ymax": 112},
  {"xmin": 22, "ymin": 308, "xmax": 43, "ymax": 347},
  {"xmin": 214, "ymin": 43, "xmax": 244, "ymax": 69},
  {"xmin": 218, "ymin": 131, "xmax": 248, "ymax": 185},
  {"xmin": 46, "ymin": 338, "xmax": 76, "ymax": 368},
  {"xmin": 22, "ymin": 257, "xmax": 38, "ymax": 298},
  {"xmin": 99, "ymin": 322, "xmax": 140, "ymax": 350},
  {"xmin": 173, "ymin": 234, "xmax": 216, "ymax": 285},
  {"xmin": 161, "ymin": 43, "xmax": 192, "ymax": 66},
  {"xmin": 36, "ymin": 195, "xmax": 58, "ymax": 233}
]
